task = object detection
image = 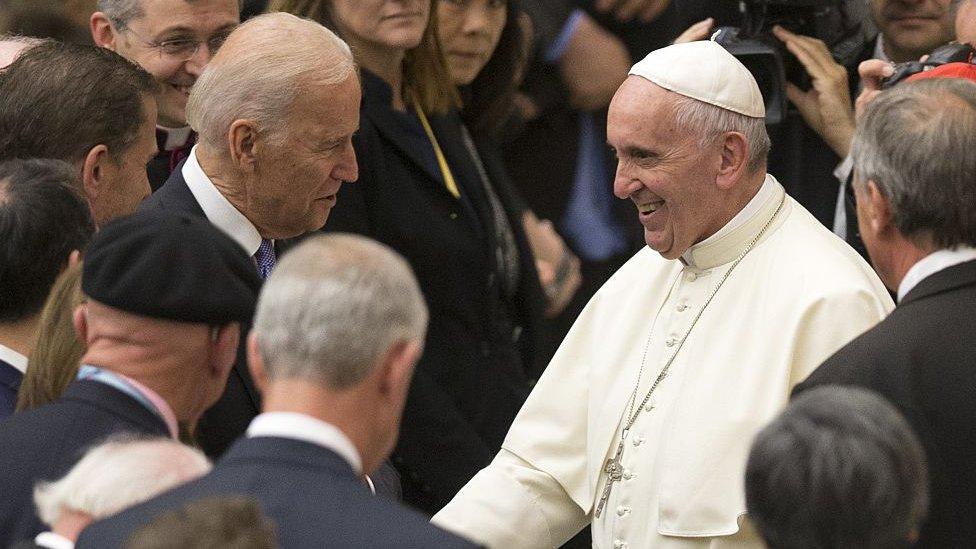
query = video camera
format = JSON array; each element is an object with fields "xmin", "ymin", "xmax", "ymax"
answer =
[
  {"xmin": 882, "ymin": 42, "xmax": 976, "ymax": 88},
  {"xmin": 712, "ymin": 0, "xmax": 870, "ymax": 125}
]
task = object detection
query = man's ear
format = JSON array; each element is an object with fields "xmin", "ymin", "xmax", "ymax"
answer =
[
  {"xmin": 90, "ymin": 12, "xmax": 119, "ymax": 50},
  {"xmin": 863, "ymin": 180, "xmax": 895, "ymax": 236},
  {"xmin": 377, "ymin": 340, "xmax": 421, "ymax": 400},
  {"xmin": 227, "ymin": 119, "xmax": 260, "ymax": 173},
  {"xmin": 72, "ymin": 303, "xmax": 89, "ymax": 343},
  {"xmin": 209, "ymin": 323, "xmax": 240, "ymax": 381},
  {"xmin": 81, "ymin": 145, "xmax": 111, "ymax": 204},
  {"xmin": 246, "ymin": 330, "xmax": 268, "ymax": 395},
  {"xmin": 715, "ymin": 131, "xmax": 750, "ymax": 190}
]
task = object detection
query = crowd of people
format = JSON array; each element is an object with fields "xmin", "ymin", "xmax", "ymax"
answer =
[{"xmin": 0, "ymin": 0, "xmax": 973, "ymax": 548}]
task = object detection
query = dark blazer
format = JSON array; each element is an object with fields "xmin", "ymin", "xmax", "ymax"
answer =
[
  {"xmin": 76, "ymin": 436, "xmax": 478, "ymax": 549},
  {"xmin": 794, "ymin": 259, "xmax": 976, "ymax": 548},
  {"xmin": 139, "ymin": 167, "xmax": 262, "ymax": 458},
  {"xmin": 322, "ymin": 71, "xmax": 544, "ymax": 513},
  {"xmin": 0, "ymin": 380, "xmax": 169, "ymax": 546},
  {"xmin": 0, "ymin": 358, "xmax": 22, "ymax": 418}
]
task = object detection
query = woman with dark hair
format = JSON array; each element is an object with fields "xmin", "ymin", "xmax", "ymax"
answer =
[{"xmin": 269, "ymin": 0, "xmax": 546, "ymax": 515}]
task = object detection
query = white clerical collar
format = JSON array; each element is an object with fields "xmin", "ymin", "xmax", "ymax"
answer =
[
  {"xmin": 897, "ymin": 246, "xmax": 976, "ymax": 302},
  {"xmin": 680, "ymin": 174, "xmax": 781, "ymax": 269},
  {"xmin": 246, "ymin": 412, "xmax": 363, "ymax": 474},
  {"xmin": 182, "ymin": 147, "xmax": 263, "ymax": 256},
  {"xmin": 0, "ymin": 343, "xmax": 28, "ymax": 374},
  {"xmin": 157, "ymin": 125, "xmax": 193, "ymax": 151},
  {"xmin": 34, "ymin": 531, "xmax": 75, "ymax": 549}
]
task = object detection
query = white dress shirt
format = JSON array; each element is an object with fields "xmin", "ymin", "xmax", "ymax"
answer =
[
  {"xmin": 247, "ymin": 412, "xmax": 363, "ymax": 474},
  {"xmin": 34, "ymin": 531, "xmax": 75, "ymax": 549},
  {"xmin": 182, "ymin": 147, "xmax": 263, "ymax": 257},
  {"xmin": 0, "ymin": 344, "xmax": 28, "ymax": 374},
  {"xmin": 898, "ymin": 247, "xmax": 976, "ymax": 302}
]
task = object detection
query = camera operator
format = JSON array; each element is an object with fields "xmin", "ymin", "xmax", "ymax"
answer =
[{"xmin": 772, "ymin": 0, "xmax": 955, "ymax": 244}]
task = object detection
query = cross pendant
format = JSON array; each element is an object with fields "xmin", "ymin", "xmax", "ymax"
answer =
[{"xmin": 595, "ymin": 436, "xmax": 627, "ymax": 518}]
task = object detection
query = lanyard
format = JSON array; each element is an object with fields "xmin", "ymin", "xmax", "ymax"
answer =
[{"xmin": 411, "ymin": 95, "xmax": 461, "ymax": 199}]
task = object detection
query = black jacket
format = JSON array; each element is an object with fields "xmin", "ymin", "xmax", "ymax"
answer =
[
  {"xmin": 76, "ymin": 436, "xmax": 478, "ymax": 549},
  {"xmin": 0, "ymin": 381, "xmax": 169, "ymax": 546},
  {"xmin": 794, "ymin": 259, "xmax": 976, "ymax": 548},
  {"xmin": 322, "ymin": 71, "xmax": 544, "ymax": 513},
  {"xmin": 138, "ymin": 167, "xmax": 262, "ymax": 458}
]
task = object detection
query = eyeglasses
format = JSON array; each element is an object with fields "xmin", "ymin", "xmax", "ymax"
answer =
[{"xmin": 117, "ymin": 22, "xmax": 237, "ymax": 62}]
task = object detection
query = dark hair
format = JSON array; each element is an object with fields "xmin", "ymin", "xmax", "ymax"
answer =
[
  {"xmin": 0, "ymin": 159, "xmax": 95, "ymax": 323},
  {"xmin": 125, "ymin": 496, "xmax": 277, "ymax": 549},
  {"xmin": 745, "ymin": 386, "xmax": 929, "ymax": 549},
  {"xmin": 0, "ymin": 41, "xmax": 158, "ymax": 164},
  {"xmin": 461, "ymin": 0, "xmax": 523, "ymax": 137}
]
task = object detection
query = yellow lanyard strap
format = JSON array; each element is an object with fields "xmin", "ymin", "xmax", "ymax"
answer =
[{"xmin": 412, "ymin": 96, "xmax": 461, "ymax": 199}]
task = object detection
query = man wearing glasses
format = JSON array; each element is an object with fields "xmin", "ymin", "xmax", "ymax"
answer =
[{"xmin": 90, "ymin": 0, "xmax": 240, "ymax": 191}]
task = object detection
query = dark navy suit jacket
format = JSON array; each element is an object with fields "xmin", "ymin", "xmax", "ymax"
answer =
[
  {"xmin": 77, "ymin": 436, "xmax": 479, "ymax": 549},
  {"xmin": 795, "ymin": 260, "xmax": 976, "ymax": 548},
  {"xmin": 0, "ymin": 380, "xmax": 168, "ymax": 546},
  {"xmin": 0, "ymin": 358, "xmax": 22, "ymax": 418},
  {"xmin": 138, "ymin": 167, "xmax": 262, "ymax": 459}
]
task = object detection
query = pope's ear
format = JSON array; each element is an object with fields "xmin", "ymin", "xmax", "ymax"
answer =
[{"xmin": 715, "ymin": 131, "xmax": 749, "ymax": 190}]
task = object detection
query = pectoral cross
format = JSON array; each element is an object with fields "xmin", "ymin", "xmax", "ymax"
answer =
[{"xmin": 595, "ymin": 430, "xmax": 628, "ymax": 518}]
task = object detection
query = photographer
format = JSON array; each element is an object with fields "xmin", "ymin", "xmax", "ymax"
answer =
[{"xmin": 772, "ymin": 0, "xmax": 955, "ymax": 241}]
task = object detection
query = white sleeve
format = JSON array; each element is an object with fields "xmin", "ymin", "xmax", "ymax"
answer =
[{"xmin": 432, "ymin": 450, "xmax": 590, "ymax": 549}]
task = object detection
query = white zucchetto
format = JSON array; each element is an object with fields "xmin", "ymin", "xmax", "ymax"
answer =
[{"xmin": 629, "ymin": 40, "xmax": 765, "ymax": 118}]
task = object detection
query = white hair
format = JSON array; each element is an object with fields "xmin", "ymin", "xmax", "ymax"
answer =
[
  {"xmin": 253, "ymin": 234, "xmax": 429, "ymax": 390},
  {"xmin": 186, "ymin": 11, "xmax": 356, "ymax": 152},
  {"xmin": 670, "ymin": 93, "xmax": 771, "ymax": 172},
  {"xmin": 33, "ymin": 437, "xmax": 211, "ymax": 527}
]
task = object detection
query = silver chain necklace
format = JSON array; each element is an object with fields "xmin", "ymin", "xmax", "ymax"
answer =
[{"xmin": 594, "ymin": 193, "xmax": 786, "ymax": 519}]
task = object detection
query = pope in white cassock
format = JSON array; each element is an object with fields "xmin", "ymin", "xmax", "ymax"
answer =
[{"xmin": 432, "ymin": 41, "xmax": 895, "ymax": 548}]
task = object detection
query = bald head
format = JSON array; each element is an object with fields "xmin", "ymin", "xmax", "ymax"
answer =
[
  {"xmin": 187, "ymin": 11, "xmax": 356, "ymax": 152},
  {"xmin": 0, "ymin": 35, "xmax": 43, "ymax": 68}
]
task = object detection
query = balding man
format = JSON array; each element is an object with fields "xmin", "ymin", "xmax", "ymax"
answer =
[
  {"xmin": 0, "ymin": 41, "xmax": 158, "ymax": 227},
  {"xmin": 78, "ymin": 235, "xmax": 474, "ymax": 549},
  {"xmin": 0, "ymin": 35, "xmax": 41, "ymax": 68},
  {"xmin": 141, "ymin": 11, "xmax": 359, "ymax": 458},
  {"xmin": 795, "ymin": 78, "xmax": 976, "ymax": 548},
  {"xmin": 0, "ymin": 210, "xmax": 260, "ymax": 545},
  {"xmin": 90, "ymin": 0, "xmax": 240, "ymax": 190},
  {"xmin": 432, "ymin": 41, "xmax": 893, "ymax": 549}
]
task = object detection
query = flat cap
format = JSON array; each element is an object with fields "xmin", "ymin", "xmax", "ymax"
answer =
[
  {"xmin": 630, "ymin": 40, "xmax": 765, "ymax": 118},
  {"xmin": 83, "ymin": 211, "xmax": 261, "ymax": 325}
]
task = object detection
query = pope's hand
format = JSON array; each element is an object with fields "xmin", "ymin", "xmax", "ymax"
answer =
[
  {"xmin": 854, "ymin": 59, "xmax": 896, "ymax": 118},
  {"xmin": 673, "ymin": 18, "xmax": 714, "ymax": 44},
  {"xmin": 772, "ymin": 25, "xmax": 855, "ymax": 158},
  {"xmin": 594, "ymin": 0, "xmax": 671, "ymax": 23}
]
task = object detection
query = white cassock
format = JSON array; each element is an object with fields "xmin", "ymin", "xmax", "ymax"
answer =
[{"xmin": 433, "ymin": 176, "xmax": 894, "ymax": 548}]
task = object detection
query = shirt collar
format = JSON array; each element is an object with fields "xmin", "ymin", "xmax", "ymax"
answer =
[
  {"xmin": 680, "ymin": 174, "xmax": 785, "ymax": 270},
  {"xmin": 247, "ymin": 412, "xmax": 363, "ymax": 474},
  {"xmin": 34, "ymin": 532, "xmax": 74, "ymax": 549},
  {"xmin": 0, "ymin": 344, "xmax": 28, "ymax": 374},
  {"xmin": 897, "ymin": 246, "xmax": 976, "ymax": 302},
  {"xmin": 182, "ymin": 147, "xmax": 263, "ymax": 256},
  {"xmin": 77, "ymin": 365, "xmax": 179, "ymax": 440},
  {"xmin": 157, "ymin": 125, "xmax": 194, "ymax": 151}
]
